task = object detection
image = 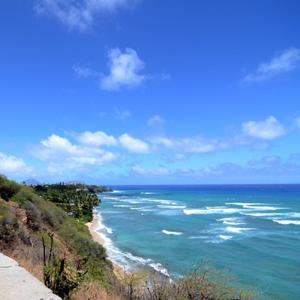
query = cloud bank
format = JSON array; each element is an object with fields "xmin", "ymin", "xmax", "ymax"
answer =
[{"xmin": 35, "ymin": 0, "xmax": 138, "ymax": 31}]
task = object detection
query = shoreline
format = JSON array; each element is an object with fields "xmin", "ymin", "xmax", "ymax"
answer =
[{"xmin": 86, "ymin": 212, "xmax": 129, "ymax": 279}]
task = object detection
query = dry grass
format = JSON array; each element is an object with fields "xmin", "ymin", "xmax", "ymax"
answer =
[
  {"xmin": 72, "ymin": 281, "xmax": 122, "ymax": 300},
  {"xmin": 10, "ymin": 246, "xmax": 44, "ymax": 280}
]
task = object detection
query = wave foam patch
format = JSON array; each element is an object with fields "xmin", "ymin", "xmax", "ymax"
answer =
[
  {"xmin": 225, "ymin": 226, "xmax": 253, "ymax": 233},
  {"xmin": 95, "ymin": 213, "xmax": 169, "ymax": 277},
  {"xmin": 146, "ymin": 199, "xmax": 179, "ymax": 205},
  {"xmin": 226, "ymin": 202, "xmax": 266, "ymax": 206},
  {"xmin": 130, "ymin": 206, "xmax": 155, "ymax": 212},
  {"xmin": 226, "ymin": 202, "xmax": 286, "ymax": 211},
  {"xmin": 217, "ymin": 217, "xmax": 245, "ymax": 226},
  {"xmin": 183, "ymin": 207, "xmax": 241, "ymax": 215},
  {"xmin": 219, "ymin": 235, "xmax": 233, "ymax": 240},
  {"xmin": 189, "ymin": 236, "xmax": 207, "ymax": 239},
  {"xmin": 162, "ymin": 230, "xmax": 183, "ymax": 236},
  {"xmin": 158, "ymin": 205, "xmax": 186, "ymax": 209},
  {"xmin": 273, "ymin": 219, "xmax": 300, "ymax": 225},
  {"xmin": 141, "ymin": 192, "xmax": 156, "ymax": 195}
]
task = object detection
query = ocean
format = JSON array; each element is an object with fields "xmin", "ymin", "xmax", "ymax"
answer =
[{"xmin": 95, "ymin": 185, "xmax": 300, "ymax": 299}]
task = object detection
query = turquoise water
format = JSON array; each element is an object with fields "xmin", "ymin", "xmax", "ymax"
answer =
[{"xmin": 96, "ymin": 185, "xmax": 300, "ymax": 299}]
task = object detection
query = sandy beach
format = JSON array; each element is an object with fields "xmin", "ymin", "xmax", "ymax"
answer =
[{"xmin": 86, "ymin": 212, "xmax": 129, "ymax": 279}]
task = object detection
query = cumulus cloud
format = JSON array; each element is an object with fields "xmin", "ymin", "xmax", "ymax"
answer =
[
  {"xmin": 33, "ymin": 134, "xmax": 116, "ymax": 173},
  {"xmin": 100, "ymin": 48, "xmax": 147, "ymax": 91},
  {"xmin": 35, "ymin": 0, "xmax": 137, "ymax": 31},
  {"xmin": 242, "ymin": 116, "xmax": 286, "ymax": 140},
  {"xmin": 77, "ymin": 131, "xmax": 117, "ymax": 146},
  {"xmin": 147, "ymin": 115, "xmax": 165, "ymax": 127},
  {"xmin": 243, "ymin": 48, "xmax": 300, "ymax": 83},
  {"xmin": 0, "ymin": 152, "xmax": 31, "ymax": 175},
  {"xmin": 119, "ymin": 133, "xmax": 149, "ymax": 153}
]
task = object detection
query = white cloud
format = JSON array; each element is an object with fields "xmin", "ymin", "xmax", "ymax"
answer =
[
  {"xmin": 73, "ymin": 65, "xmax": 98, "ymax": 78},
  {"xmin": 35, "ymin": 0, "xmax": 137, "ymax": 31},
  {"xmin": 34, "ymin": 134, "xmax": 116, "ymax": 173},
  {"xmin": 150, "ymin": 136, "xmax": 223, "ymax": 153},
  {"xmin": 114, "ymin": 108, "xmax": 132, "ymax": 120},
  {"xmin": 242, "ymin": 116, "xmax": 286, "ymax": 140},
  {"xmin": 295, "ymin": 117, "xmax": 300, "ymax": 129},
  {"xmin": 243, "ymin": 48, "xmax": 300, "ymax": 83},
  {"xmin": 77, "ymin": 131, "xmax": 117, "ymax": 146},
  {"xmin": 101, "ymin": 48, "xmax": 146, "ymax": 91},
  {"xmin": 119, "ymin": 133, "xmax": 149, "ymax": 153},
  {"xmin": 147, "ymin": 115, "xmax": 165, "ymax": 127},
  {"xmin": 132, "ymin": 164, "xmax": 171, "ymax": 176},
  {"xmin": 149, "ymin": 137, "xmax": 175, "ymax": 148},
  {"xmin": 180, "ymin": 138, "xmax": 222, "ymax": 153},
  {"xmin": 0, "ymin": 152, "xmax": 31, "ymax": 175}
]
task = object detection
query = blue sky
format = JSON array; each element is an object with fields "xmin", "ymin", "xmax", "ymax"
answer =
[{"xmin": 0, "ymin": 0, "xmax": 300, "ymax": 184}]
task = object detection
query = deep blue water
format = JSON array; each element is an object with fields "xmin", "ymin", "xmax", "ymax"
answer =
[{"xmin": 95, "ymin": 185, "xmax": 300, "ymax": 299}]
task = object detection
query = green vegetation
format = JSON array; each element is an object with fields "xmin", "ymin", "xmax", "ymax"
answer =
[
  {"xmin": 33, "ymin": 183, "xmax": 110, "ymax": 222},
  {"xmin": 0, "ymin": 175, "xmax": 114, "ymax": 299},
  {"xmin": 0, "ymin": 175, "xmax": 253, "ymax": 300}
]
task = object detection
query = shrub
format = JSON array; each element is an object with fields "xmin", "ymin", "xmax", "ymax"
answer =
[
  {"xmin": 0, "ymin": 175, "xmax": 20, "ymax": 201},
  {"xmin": 0, "ymin": 202, "xmax": 19, "ymax": 243},
  {"xmin": 24, "ymin": 201, "xmax": 42, "ymax": 231},
  {"xmin": 12, "ymin": 186, "xmax": 39, "ymax": 204}
]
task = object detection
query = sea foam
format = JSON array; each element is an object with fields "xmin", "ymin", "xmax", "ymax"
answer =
[
  {"xmin": 273, "ymin": 219, "xmax": 300, "ymax": 225},
  {"xmin": 95, "ymin": 212, "xmax": 169, "ymax": 277},
  {"xmin": 183, "ymin": 207, "xmax": 241, "ymax": 215},
  {"xmin": 225, "ymin": 226, "xmax": 253, "ymax": 233},
  {"xmin": 162, "ymin": 230, "xmax": 183, "ymax": 236},
  {"xmin": 219, "ymin": 235, "xmax": 233, "ymax": 240}
]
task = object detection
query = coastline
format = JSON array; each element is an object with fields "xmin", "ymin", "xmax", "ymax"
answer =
[{"xmin": 86, "ymin": 212, "xmax": 129, "ymax": 279}]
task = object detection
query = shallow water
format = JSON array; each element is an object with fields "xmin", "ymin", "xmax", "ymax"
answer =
[{"xmin": 95, "ymin": 185, "xmax": 300, "ymax": 299}]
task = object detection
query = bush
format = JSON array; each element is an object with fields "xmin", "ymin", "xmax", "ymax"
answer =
[
  {"xmin": 12, "ymin": 186, "xmax": 39, "ymax": 204},
  {"xmin": 0, "ymin": 175, "xmax": 20, "ymax": 201},
  {"xmin": 0, "ymin": 202, "xmax": 19, "ymax": 243},
  {"xmin": 24, "ymin": 201, "xmax": 42, "ymax": 231}
]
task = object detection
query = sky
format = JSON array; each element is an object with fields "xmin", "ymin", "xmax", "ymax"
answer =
[{"xmin": 0, "ymin": 0, "xmax": 300, "ymax": 184}]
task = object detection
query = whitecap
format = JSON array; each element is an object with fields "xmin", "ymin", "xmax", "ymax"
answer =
[
  {"xmin": 157, "ymin": 205, "xmax": 186, "ymax": 209},
  {"xmin": 217, "ymin": 217, "xmax": 245, "ymax": 225},
  {"xmin": 219, "ymin": 235, "xmax": 233, "ymax": 240},
  {"xmin": 225, "ymin": 226, "xmax": 253, "ymax": 233},
  {"xmin": 226, "ymin": 202, "xmax": 266, "ymax": 206},
  {"xmin": 226, "ymin": 202, "xmax": 286, "ymax": 211},
  {"xmin": 243, "ymin": 205, "xmax": 285, "ymax": 211},
  {"xmin": 130, "ymin": 206, "xmax": 155, "ymax": 212},
  {"xmin": 273, "ymin": 219, "xmax": 300, "ymax": 225},
  {"xmin": 188, "ymin": 236, "xmax": 207, "ymax": 239},
  {"xmin": 241, "ymin": 212, "xmax": 283, "ymax": 217},
  {"xmin": 146, "ymin": 199, "xmax": 178, "ymax": 205},
  {"xmin": 183, "ymin": 207, "xmax": 241, "ymax": 215},
  {"xmin": 162, "ymin": 230, "xmax": 183, "ymax": 236}
]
